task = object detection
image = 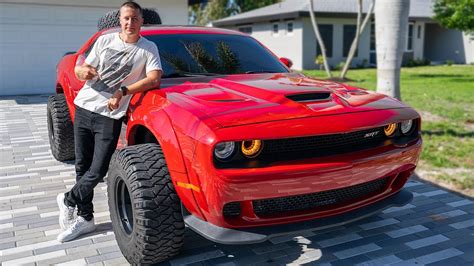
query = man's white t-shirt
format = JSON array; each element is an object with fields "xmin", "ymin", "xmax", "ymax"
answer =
[{"xmin": 74, "ymin": 32, "xmax": 162, "ymax": 119}]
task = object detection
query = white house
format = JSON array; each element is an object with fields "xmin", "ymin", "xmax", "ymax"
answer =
[
  {"xmin": 0, "ymin": 0, "xmax": 189, "ymax": 96},
  {"xmin": 213, "ymin": 0, "xmax": 474, "ymax": 70}
]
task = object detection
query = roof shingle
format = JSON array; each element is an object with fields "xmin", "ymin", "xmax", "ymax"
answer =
[{"xmin": 214, "ymin": 0, "xmax": 435, "ymax": 26}]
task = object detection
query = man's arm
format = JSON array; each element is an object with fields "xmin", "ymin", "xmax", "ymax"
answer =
[
  {"xmin": 107, "ymin": 69, "xmax": 162, "ymax": 111},
  {"xmin": 74, "ymin": 63, "xmax": 98, "ymax": 81}
]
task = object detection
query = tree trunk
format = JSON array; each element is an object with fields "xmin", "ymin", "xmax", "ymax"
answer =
[
  {"xmin": 308, "ymin": 0, "xmax": 332, "ymax": 78},
  {"xmin": 340, "ymin": 0, "xmax": 374, "ymax": 79},
  {"xmin": 375, "ymin": 0, "xmax": 410, "ymax": 100}
]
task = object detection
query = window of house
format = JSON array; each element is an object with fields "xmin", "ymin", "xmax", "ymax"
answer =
[
  {"xmin": 238, "ymin": 26, "xmax": 252, "ymax": 34},
  {"xmin": 343, "ymin": 25, "xmax": 357, "ymax": 57},
  {"xmin": 370, "ymin": 23, "xmax": 376, "ymax": 51},
  {"xmin": 287, "ymin": 22, "xmax": 293, "ymax": 33},
  {"xmin": 417, "ymin": 25, "xmax": 421, "ymax": 39},
  {"xmin": 407, "ymin": 23, "xmax": 414, "ymax": 51},
  {"xmin": 316, "ymin": 24, "xmax": 333, "ymax": 57},
  {"xmin": 273, "ymin": 24, "xmax": 279, "ymax": 36}
]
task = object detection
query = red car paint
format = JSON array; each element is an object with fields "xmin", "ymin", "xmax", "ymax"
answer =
[{"xmin": 56, "ymin": 26, "xmax": 422, "ymax": 230}]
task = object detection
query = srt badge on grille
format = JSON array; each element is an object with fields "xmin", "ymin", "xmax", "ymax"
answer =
[{"xmin": 364, "ymin": 131, "xmax": 379, "ymax": 138}]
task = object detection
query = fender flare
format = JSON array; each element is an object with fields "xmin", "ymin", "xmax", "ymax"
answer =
[{"xmin": 127, "ymin": 107, "xmax": 187, "ymax": 174}]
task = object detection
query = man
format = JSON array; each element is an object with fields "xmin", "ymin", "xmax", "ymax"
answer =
[{"xmin": 56, "ymin": 1, "xmax": 162, "ymax": 242}]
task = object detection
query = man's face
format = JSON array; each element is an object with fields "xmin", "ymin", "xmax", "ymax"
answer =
[{"xmin": 119, "ymin": 6, "xmax": 143, "ymax": 36}]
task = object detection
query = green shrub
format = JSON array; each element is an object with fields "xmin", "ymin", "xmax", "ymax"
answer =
[
  {"xmin": 315, "ymin": 55, "xmax": 325, "ymax": 70},
  {"xmin": 334, "ymin": 61, "xmax": 346, "ymax": 70},
  {"xmin": 446, "ymin": 59, "xmax": 454, "ymax": 66},
  {"xmin": 356, "ymin": 59, "xmax": 369, "ymax": 69},
  {"xmin": 405, "ymin": 58, "xmax": 431, "ymax": 67}
]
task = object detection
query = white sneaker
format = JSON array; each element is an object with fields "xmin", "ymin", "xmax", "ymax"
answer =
[
  {"xmin": 57, "ymin": 193, "xmax": 75, "ymax": 230},
  {"xmin": 57, "ymin": 216, "xmax": 96, "ymax": 243}
]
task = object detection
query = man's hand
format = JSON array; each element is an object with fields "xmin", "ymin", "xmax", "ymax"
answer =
[
  {"xmin": 106, "ymin": 70, "xmax": 161, "ymax": 111},
  {"xmin": 75, "ymin": 65, "xmax": 98, "ymax": 81},
  {"xmin": 107, "ymin": 90, "xmax": 123, "ymax": 111}
]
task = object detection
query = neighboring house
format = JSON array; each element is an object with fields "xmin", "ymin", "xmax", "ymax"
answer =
[
  {"xmin": 0, "ymin": 0, "xmax": 189, "ymax": 96},
  {"xmin": 213, "ymin": 0, "xmax": 474, "ymax": 70}
]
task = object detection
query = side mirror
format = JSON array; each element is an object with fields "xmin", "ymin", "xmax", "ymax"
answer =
[
  {"xmin": 63, "ymin": 51, "xmax": 76, "ymax": 57},
  {"xmin": 280, "ymin": 57, "xmax": 293, "ymax": 68}
]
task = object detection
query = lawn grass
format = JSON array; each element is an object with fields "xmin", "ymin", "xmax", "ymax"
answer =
[{"xmin": 303, "ymin": 65, "xmax": 474, "ymax": 194}]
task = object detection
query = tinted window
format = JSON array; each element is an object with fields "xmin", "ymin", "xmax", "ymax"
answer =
[
  {"xmin": 84, "ymin": 40, "xmax": 97, "ymax": 58},
  {"xmin": 287, "ymin": 22, "xmax": 293, "ymax": 33},
  {"xmin": 145, "ymin": 34, "xmax": 288, "ymax": 77},
  {"xmin": 343, "ymin": 25, "xmax": 357, "ymax": 57},
  {"xmin": 370, "ymin": 23, "xmax": 375, "ymax": 51},
  {"xmin": 238, "ymin": 27, "xmax": 252, "ymax": 34},
  {"xmin": 316, "ymin": 24, "xmax": 333, "ymax": 58},
  {"xmin": 407, "ymin": 24, "xmax": 413, "ymax": 50}
]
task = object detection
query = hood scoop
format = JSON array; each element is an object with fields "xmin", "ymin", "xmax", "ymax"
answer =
[
  {"xmin": 182, "ymin": 87, "xmax": 247, "ymax": 102},
  {"xmin": 286, "ymin": 92, "xmax": 331, "ymax": 103}
]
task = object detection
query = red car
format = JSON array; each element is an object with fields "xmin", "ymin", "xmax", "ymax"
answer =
[{"xmin": 48, "ymin": 26, "xmax": 422, "ymax": 264}]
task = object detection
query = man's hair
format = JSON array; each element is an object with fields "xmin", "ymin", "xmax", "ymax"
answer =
[{"xmin": 120, "ymin": 1, "xmax": 143, "ymax": 16}]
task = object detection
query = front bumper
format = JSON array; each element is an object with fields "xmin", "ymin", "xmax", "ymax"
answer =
[
  {"xmin": 186, "ymin": 137, "xmax": 421, "ymax": 228},
  {"xmin": 177, "ymin": 109, "xmax": 422, "ymax": 228},
  {"xmin": 183, "ymin": 189, "xmax": 413, "ymax": 244}
]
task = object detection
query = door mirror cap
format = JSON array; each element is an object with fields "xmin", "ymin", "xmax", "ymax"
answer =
[{"xmin": 279, "ymin": 57, "xmax": 293, "ymax": 68}]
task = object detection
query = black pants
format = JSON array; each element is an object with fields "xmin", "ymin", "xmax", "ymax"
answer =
[{"xmin": 65, "ymin": 106, "xmax": 122, "ymax": 220}]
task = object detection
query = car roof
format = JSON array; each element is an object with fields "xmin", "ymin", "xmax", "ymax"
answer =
[{"xmin": 103, "ymin": 25, "xmax": 246, "ymax": 36}]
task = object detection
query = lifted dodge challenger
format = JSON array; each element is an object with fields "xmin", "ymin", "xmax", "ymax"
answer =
[{"xmin": 48, "ymin": 25, "xmax": 422, "ymax": 264}]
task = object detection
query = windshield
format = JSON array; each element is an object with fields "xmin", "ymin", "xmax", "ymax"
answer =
[{"xmin": 144, "ymin": 34, "xmax": 289, "ymax": 78}]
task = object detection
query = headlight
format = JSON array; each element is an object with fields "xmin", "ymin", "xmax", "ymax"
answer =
[
  {"xmin": 400, "ymin": 120, "xmax": 415, "ymax": 135},
  {"xmin": 384, "ymin": 123, "xmax": 397, "ymax": 137},
  {"xmin": 241, "ymin": 140, "xmax": 263, "ymax": 158},
  {"xmin": 214, "ymin": 142, "xmax": 235, "ymax": 161}
]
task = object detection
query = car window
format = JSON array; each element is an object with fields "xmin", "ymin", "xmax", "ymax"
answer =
[
  {"xmin": 144, "ymin": 34, "xmax": 289, "ymax": 77},
  {"xmin": 75, "ymin": 40, "xmax": 97, "ymax": 67},
  {"xmin": 84, "ymin": 40, "xmax": 97, "ymax": 59}
]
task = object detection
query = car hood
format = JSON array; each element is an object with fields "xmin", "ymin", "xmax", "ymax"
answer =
[{"xmin": 160, "ymin": 73, "xmax": 409, "ymax": 127}]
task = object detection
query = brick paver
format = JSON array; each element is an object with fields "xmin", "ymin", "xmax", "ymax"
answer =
[{"xmin": 1, "ymin": 95, "xmax": 473, "ymax": 265}]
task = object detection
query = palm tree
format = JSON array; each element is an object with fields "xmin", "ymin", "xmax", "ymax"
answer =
[
  {"xmin": 375, "ymin": 0, "xmax": 410, "ymax": 100},
  {"xmin": 340, "ymin": 0, "xmax": 374, "ymax": 79},
  {"xmin": 308, "ymin": 0, "xmax": 332, "ymax": 78}
]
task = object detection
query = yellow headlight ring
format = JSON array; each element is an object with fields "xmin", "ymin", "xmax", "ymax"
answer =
[
  {"xmin": 241, "ymin": 140, "xmax": 263, "ymax": 158},
  {"xmin": 384, "ymin": 123, "xmax": 397, "ymax": 137}
]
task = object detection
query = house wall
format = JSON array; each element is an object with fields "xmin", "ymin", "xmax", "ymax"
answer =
[
  {"xmin": 0, "ymin": 0, "xmax": 188, "ymax": 25},
  {"xmin": 463, "ymin": 33, "xmax": 474, "ymax": 64},
  {"xmin": 302, "ymin": 17, "xmax": 371, "ymax": 70},
  {"xmin": 226, "ymin": 19, "xmax": 304, "ymax": 70},
  {"xmin": 424, "ymin": 23, "xmax": 466, "ymax": 64},
  {"xmin": 0, "ymin": 0, "xmax": 188, "ymax": 96}
]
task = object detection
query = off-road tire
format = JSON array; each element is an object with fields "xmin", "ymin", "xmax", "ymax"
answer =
[
  {"xmin": 108, "ymin": 144, "xmax": 185, "ymax": 264},
  {"xmin": 97, "ymin": 8, "xmax": 162, "ymax": 31},
  {"xmin": 47, "ymin": 94, "xmax": 75, "ymax": 162}
]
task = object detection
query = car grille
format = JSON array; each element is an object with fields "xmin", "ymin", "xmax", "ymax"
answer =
[
  {"xmin": 223, "ymin": 202, "xmax": 241, "ymax": 218},
  {"xmin": 262, "ymin": 127, "xmax": 385, "ymax": 158},
  {"xmin": 253, "ymin": 176, "xmax": 389, "ymax": 217},
  {"xmin": 213, "ymin": 126, "xmax": 405, "ymax": 169}
]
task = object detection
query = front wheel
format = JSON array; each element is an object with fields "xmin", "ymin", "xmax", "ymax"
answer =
[{"xmin": 108, "ymin": 144, "xmax": 185, "ymax": 264}]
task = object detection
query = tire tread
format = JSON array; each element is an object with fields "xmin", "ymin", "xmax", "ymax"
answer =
[
  {"xmin": 47, "ymin": 94, "xmax": 75, "ymax": 161},
  {"xmin": 108, "ymin": 143, "xmax": 184, "ymax": 264}
]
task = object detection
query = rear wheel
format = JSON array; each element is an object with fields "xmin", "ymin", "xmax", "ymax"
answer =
[
  {"xmin": 108, "ymin": 143, "xmax": 185, "ymax": 264},
  {"xmin": 47, "ymin": 94, "xmax": 75, "ymax": 162}
]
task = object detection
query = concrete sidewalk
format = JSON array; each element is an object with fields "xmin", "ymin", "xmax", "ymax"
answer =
[{"xmin": 0, "ymin": 95, "xmax": 473, "ymax": 265}]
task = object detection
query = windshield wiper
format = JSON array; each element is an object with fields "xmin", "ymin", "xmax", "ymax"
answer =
[
  {"xmin": 245, "ymin": 70, "xmax": 280, "ymax": 74},
  {"xmin": 162, "ymin": 72, "xmax": 221, "ymax": 78}
]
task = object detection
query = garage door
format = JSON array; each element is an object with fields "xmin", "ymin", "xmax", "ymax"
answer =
[{"xmin": 0, "ymin": 3, "xmax": 113, "ymax": 95}]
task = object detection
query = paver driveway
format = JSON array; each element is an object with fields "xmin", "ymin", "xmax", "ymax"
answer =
[{"xmin": 0, "ymin": 95, "xmax": 473, "ymax": 265}]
